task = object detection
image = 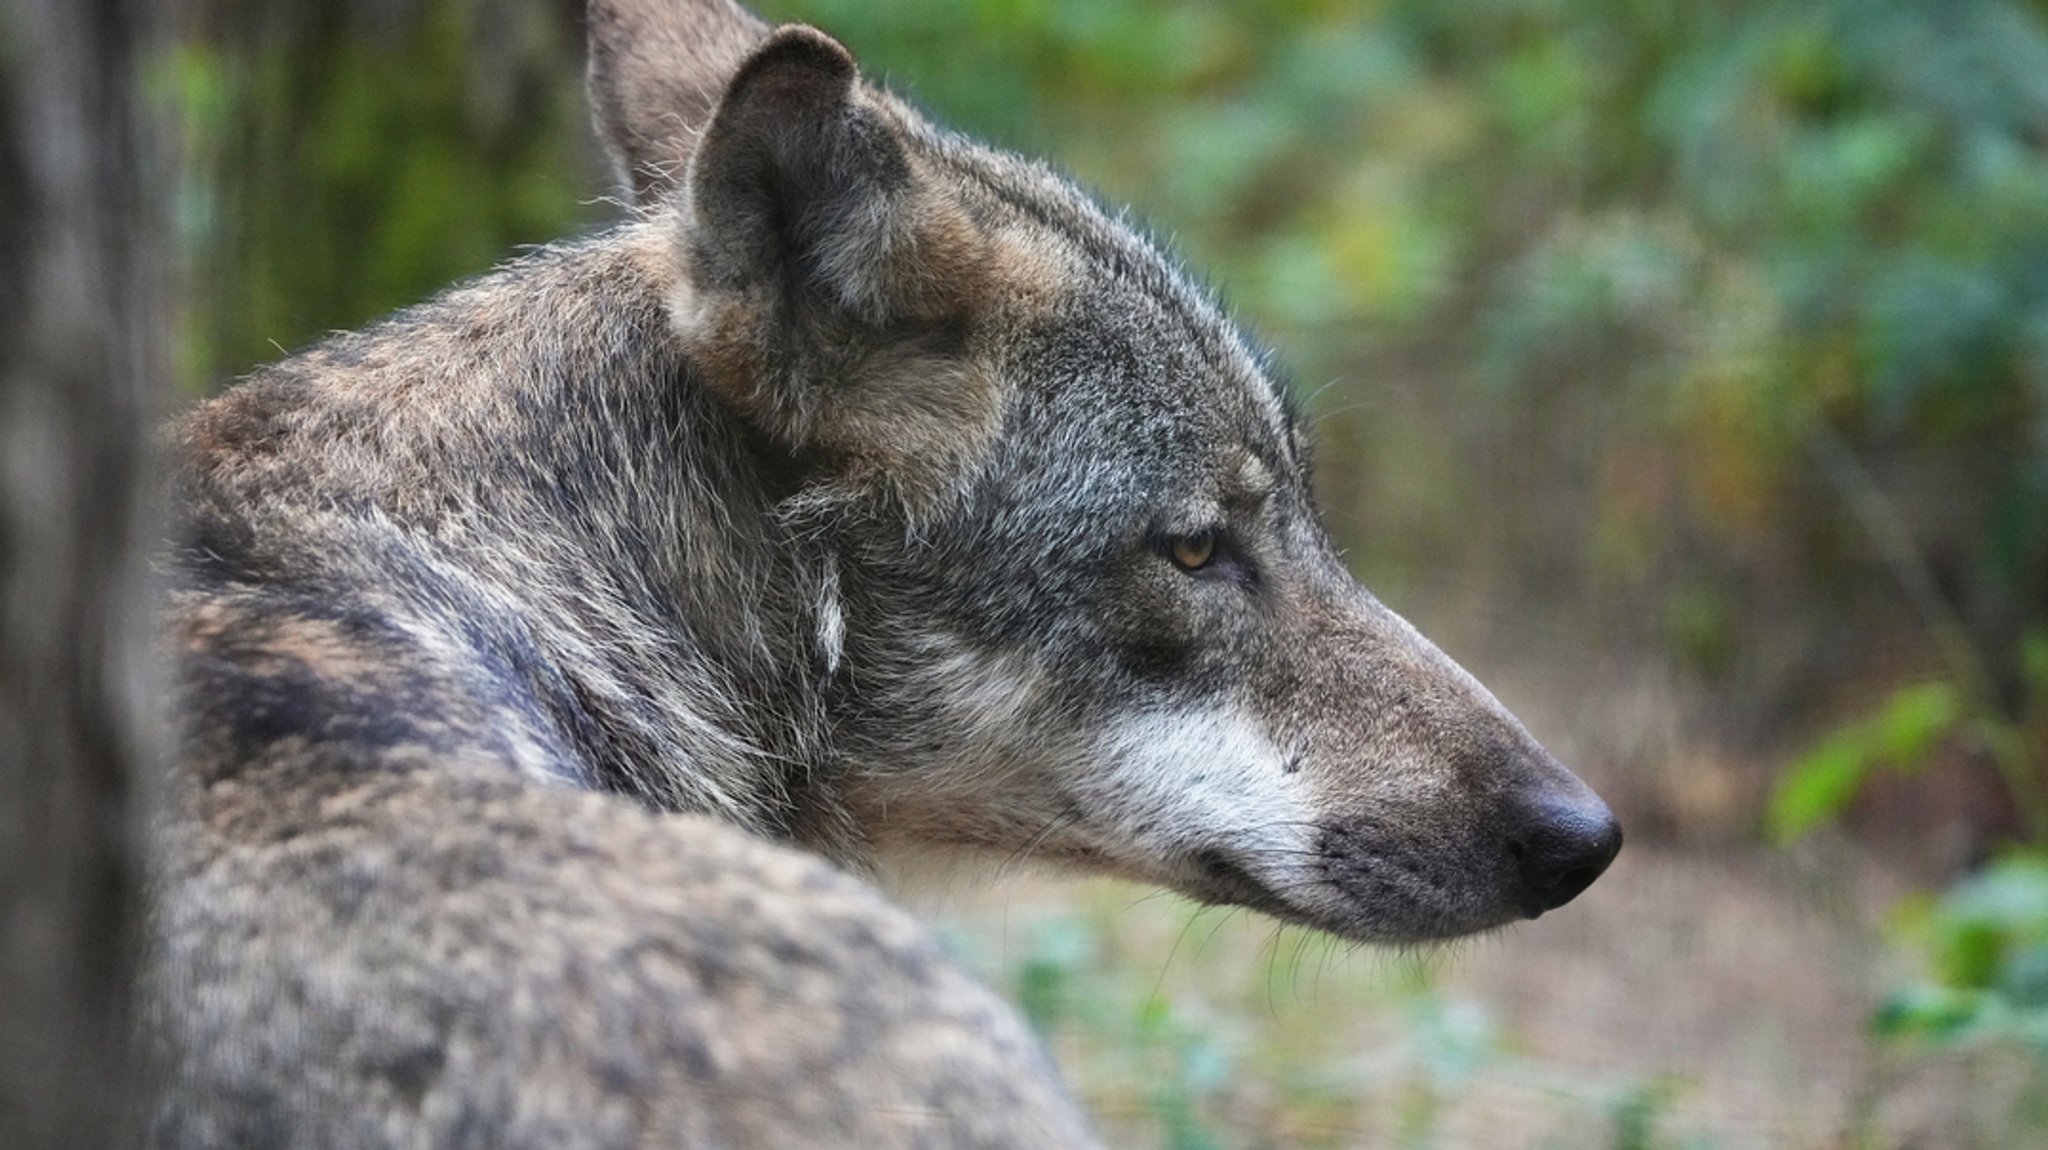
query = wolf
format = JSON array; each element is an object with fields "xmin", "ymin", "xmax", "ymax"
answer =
[{"xmin": 148, "ymin": 0, "xmax": 1622, "ymax": 1145}]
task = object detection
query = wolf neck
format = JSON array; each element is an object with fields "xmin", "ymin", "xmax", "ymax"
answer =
[{"xmin": 389, "ymin": 218, "xmax": 853, "ymax": 849}]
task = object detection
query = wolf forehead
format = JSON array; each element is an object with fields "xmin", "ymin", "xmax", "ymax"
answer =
[{"xmin": 880, "ymin": 113, "xmax": 1303, "ymax": 465}]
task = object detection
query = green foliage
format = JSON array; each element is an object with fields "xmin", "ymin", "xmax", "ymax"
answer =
[
  {"xmin": 940, "ymin": 891, "xmax": 1716, "ymax": 1149},
  {"xmin": 1772, "ymin": 614, "xmax": 2048, "ymax": 849},
  {"xmin": 1868, "ymin": 853, "xmax": 2048, "ymax": 1140},
  {"xmin": 174, "ymin": 0, "xmax": 596, "ymax": 388},
  {"xmin": 1012, "ymin": 913, "xmax": 1097, "ymax": 1031},
  {"xmin": 1768, "ymin": 681, "xmax": 1961, "ymax": 843},
  {"xmin": 1879, "ymin": 853, "xmax": 2048, "ymax": 1050},
  {"xmin": 1608, "ymin": 1078, "xmax": 1691, "ymax": 1150},
  {"xmin": 985, "ymin": 909, "xmax": 1242, "ymax": 1147},
  {"xmin": 1771, "ymin": 638, "xmax": 2048, "ymax": 1144},
  {"xmin": 1771, "ymin": 635, "xmax": 2048, "ymax": 1127}
]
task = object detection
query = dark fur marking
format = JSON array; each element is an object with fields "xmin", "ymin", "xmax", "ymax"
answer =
[{"xmin": 188, "ymin": 649, "xmax": 443, "ymax": 766}]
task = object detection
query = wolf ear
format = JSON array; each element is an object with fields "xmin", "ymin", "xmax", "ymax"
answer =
[
  {"xmin": 586, "ymin": 0, "xmax": 769, "ymax": 204},
  {"xmin": 680, "ymin": 27, "xmax": 1004, "ymax": 508},
  {"xmin": 686, "ymin": 26, "xmax": 940, "ymax": 323}
]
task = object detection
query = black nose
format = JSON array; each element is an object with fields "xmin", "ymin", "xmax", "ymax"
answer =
[{"xmin": 1508, "ymin": 797, "xmax": 1622, "ymax": 915}]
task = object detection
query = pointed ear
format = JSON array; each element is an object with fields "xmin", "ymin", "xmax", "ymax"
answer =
[
  {"xmin": 685, "ymin": 26, "xmax": 936, "ymax": 323},
  {"xmin": 678, "ymin": 27, "xmax": 1008, "ymax": 511},
  {"xmin": 586, "ymin": 0, "xmax": 769, "ymax": 204}
]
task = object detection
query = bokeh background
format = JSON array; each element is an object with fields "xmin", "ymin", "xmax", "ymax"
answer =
[{"xmin": 163, "ymin": 0, "xmax": 2048, "ymax": 1145}]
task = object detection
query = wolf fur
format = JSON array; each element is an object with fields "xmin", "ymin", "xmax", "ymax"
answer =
[{"xmin": 149, "ymin": 1, "xmax": 1621, "ymax": 1145}]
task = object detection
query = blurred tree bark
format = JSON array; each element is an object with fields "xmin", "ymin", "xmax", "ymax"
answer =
[{"xmin": 0, "ymin": 0, "xmax": 170, "ymax": 1145}]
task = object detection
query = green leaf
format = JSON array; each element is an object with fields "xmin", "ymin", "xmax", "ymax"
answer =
[
  {"xmin": 1769, "ymin": 730, "xmax": 1877, "ymax": 843},
  {"xmin": 2022, "ymin": 628, "xmax": 2048, "ymax": 702},
  {"xmin": 1871, "ymin": 681, "xmax": 1962, "ymax": 763},
  {"xmin": 2000, "ymin": 942, "xmax": 2048, "ymax": 1008},
  {"xmin": 1933, "ymin": 919, "xmax": 2008, "ymax": 990},
  {"xmin": 1873, "ymin": 983, "xmax": 1988, "ymax": 1045},
  {"xmin": 1940, "ymin": 854, "xmax": 2048, "ymax": 936},
  {"xmin": 1769, "ymin": 682, "xmax": 1961, "ymax": 843}
]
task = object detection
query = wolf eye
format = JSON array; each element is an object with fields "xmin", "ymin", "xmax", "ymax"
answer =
[{"xmin": 1167, "ymin": 532, "xmax": 1218, "ymax": 572}]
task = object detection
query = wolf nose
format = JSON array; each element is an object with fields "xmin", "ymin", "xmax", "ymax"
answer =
[{"xmin": 1508, "ymin": 797, "xmax": 1622, "ymax": 914}]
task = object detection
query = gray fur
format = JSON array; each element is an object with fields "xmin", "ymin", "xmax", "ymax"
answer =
[{"xmin": 151, "ymin": 3, "xmax": 1619, "ymax": 1145}]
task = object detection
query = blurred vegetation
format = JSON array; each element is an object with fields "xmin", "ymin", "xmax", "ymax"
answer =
[
  {"xmin": 169, "ymin": 0, "xmax": 597, "ymax": 389},
  {"xmin": 940, "ymin": 883, "xmax": 1721, "ymax": 1150},
  {"xmin": 169, "ymin": 0, "xmax": 2048, "ymax": 1144}
]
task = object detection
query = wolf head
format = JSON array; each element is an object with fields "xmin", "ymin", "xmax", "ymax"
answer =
[{"xmin": 589, "ymin": 1, "xmax": 1619, "ymax": 945}]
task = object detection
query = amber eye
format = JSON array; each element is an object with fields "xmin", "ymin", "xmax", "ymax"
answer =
[{"xmin": 1167, "ymin": 532, "xmax": 1218, "ymax": 572}]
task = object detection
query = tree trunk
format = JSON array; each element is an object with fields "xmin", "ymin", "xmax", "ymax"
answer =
[{"xmin": 0, "ymin": 0, "xmax": 170, "ymax": 1144}]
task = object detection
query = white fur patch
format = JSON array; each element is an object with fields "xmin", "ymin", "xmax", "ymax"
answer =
[
  {"xmin": 815, "ymin": 554, "xmax": 845, "ymax": 677},
  {"xmin": 1083, "ymin": 705, "xmax": 1311, "ymax": 882}
]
